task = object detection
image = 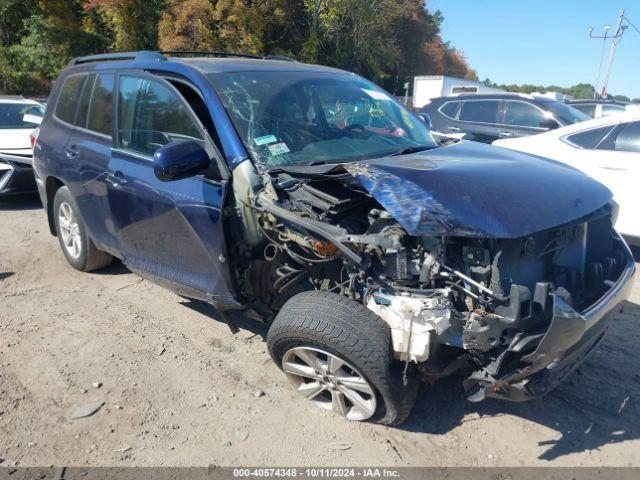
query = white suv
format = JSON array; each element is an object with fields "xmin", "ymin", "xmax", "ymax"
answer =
[{"xmin": 0, "ymin": 96, "xmax": 45, "ymax": 195}]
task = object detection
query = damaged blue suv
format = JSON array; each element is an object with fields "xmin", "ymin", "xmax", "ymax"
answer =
[{"xmin": 33, "ymin": 51, "xmax": 635, "ymax": 425}]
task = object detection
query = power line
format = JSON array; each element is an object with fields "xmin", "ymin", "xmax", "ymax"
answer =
[{"xmin": 623, "ymin": 15, "xmax": 640, "ymax": 36}]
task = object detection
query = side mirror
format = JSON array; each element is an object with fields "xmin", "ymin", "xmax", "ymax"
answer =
[
  {"xmin": 539, "ymin": 118, "xmax": 560, "ymax": 130},
  {"xmin": 153, "ymin": 140, "xmax": 210, "ymax": 182},
  {"xmin": 419, "ymin": 113, "xmax": 432, "ymax": 130}
]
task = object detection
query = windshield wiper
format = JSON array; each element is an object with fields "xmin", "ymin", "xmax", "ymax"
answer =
[{"xmin": 390, "ymin": 144, "xmax": 435, "ymax": 156}]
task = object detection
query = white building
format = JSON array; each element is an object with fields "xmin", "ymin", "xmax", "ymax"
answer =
[{"xmin": 412, "ymin": 75, "xmax": 504, "ymax": 108}]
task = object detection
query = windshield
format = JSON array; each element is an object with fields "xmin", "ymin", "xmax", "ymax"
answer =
[
  {"xmin": 207, "ymin": 71, "xmax": 436, "ymax": 168},
  {"xmin": 0, "ymin": 103, "xmax": 44, "ymax": 129},
  {"xmin": 539, "ymin": 100, "xmax": 589, "ymax": 125}
]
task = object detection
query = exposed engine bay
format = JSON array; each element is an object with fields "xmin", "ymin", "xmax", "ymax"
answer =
[{"xmin": 226, "ymin": 148, "xmax": 631, "ymax": 401}]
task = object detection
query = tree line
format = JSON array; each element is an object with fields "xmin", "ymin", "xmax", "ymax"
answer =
[
  {"xmin": 483, "ymin": 79, "xmax": 637, "ymax": 103},
  {"xmin": 0, "ymin": 0, "xmax": 477, "ymax": 96}
]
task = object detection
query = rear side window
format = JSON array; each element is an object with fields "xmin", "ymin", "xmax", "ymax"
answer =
[
  {"xmin": 571, "ymin": 104, "xmax": 597, "ymax": 117},
  {"xmin": 458, "ymin": 100, "xmax": 499, "ymax": 123},
  {"xmin": 75, "ymin": 74, "xmax": 96, "ymax": 128},
  {"xmin": 565, "ymin": 125, "xmax": 614, "ymax": 149},
  {"xmin": 87, "ymin": 74, "xmax": 114, "ymax": 135},
  {"xmin": 601, "ymin": 121, "xmax": 640, "ymax": 153},
  {"xmin": 117, "ymin": 75, "xmax": 204, "ymax": 157},
  {"xmin": 439, "ymin": 101, "xmax": 458, "ymax": 119},
  {"xmin": 601, "ymin": 104, "xmax": 626, "ymax": 117},
  {"xmin": 55, "ymin": 74, "xmax": 87, "ymax": 124},
  {"xmin": 503, "ymin": 101, "xmax": 546, "ymax": 128}
]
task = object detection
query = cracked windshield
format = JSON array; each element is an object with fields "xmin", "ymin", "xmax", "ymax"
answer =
[{"xmin": 207, "ymin": 71, "xmax": 436, "ymax": 168}]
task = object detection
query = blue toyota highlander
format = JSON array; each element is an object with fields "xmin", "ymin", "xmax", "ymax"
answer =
[{"xmin": 33, "ymin": 51, "xmax": 635, "ymax": 425}]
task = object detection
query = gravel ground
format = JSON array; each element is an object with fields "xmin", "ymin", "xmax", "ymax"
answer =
[{"xmin": 1, "ymin": 195, "xmax": 640, "ymax": 467}]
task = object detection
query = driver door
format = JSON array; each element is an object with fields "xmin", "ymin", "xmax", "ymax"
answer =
[{"xmin": 107, "ymin": 72, "xmax": 235, "ymax": 304}]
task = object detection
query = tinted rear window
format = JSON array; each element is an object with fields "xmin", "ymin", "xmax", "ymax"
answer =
[
  {"xmin": 55, "ymin": 74, "xmax": 87, "ymax": 124},
  {"xmin": 608, "ymin": 121, "xmax": 640, "ymax": 153},
  {"xmin": 439, "ymin": 101, "xmax": 458, "ymax": 119},
  {"xmin": 571, "ymin": 104, "xmax": 597, "ymax": 117},
  {"xmin": 75, "ymin": 74, "xmax": 96, "ymax": 128},
  {"xmin": 87, "ymin": 74, "xmax": 114, "ymax": 135},
  {"xmin": 458, "ymin": 100, "xmax": 499, "ymax": 123},
  {"xmin": 566, "ymin": 125, "xmax": 614, "ymax": 149}
]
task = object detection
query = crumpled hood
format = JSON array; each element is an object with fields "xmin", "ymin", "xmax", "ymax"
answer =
[{"xmin": 343, "ymin": 141, "xmax": 613, "ymax": 238}]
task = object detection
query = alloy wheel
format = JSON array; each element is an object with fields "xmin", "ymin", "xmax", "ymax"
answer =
[
  {"xmin": 58, "ymin": 201, "xmax": 82, "ymax": 259},
  {"xmin": 282, "ymin": 346, "xmax": 377, "ymax": 421}
]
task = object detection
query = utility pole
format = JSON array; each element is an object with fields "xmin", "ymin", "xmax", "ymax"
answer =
[{"xmin": 600, "ymin": 9, "xmax": 627, "ymax": 98}]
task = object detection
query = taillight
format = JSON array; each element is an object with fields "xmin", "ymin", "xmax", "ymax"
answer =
[{"xmin": 30, "ymin": 127, "xmax": 40, "ymax": 151}]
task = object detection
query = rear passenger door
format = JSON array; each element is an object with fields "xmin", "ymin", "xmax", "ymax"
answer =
[
  {"xmin": 106, "ymin": 72, "xmax": 234, "ymax": 303},
  {"xmin": 454, "ymin": 99, "xmax": 501, "ymax": 143},
  {"xmin": 64, "ymin": 72, "xmax": 120, "ymax": 255}
]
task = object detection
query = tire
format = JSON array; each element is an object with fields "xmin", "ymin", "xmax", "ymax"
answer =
[
  {"xmin": 267, "ymin": 291, "xmax": 418, "ymax": 425},
  {"xmin": 53, "ymin": 186, "xmax": 113, "ymax": 272}
]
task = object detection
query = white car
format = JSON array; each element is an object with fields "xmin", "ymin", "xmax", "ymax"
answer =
[
  {"xmin": 494, "ymin": 112, "xmax": 640, "ymax": 245},
  {"xmin": 0, "ymin": 96, "xmax": 45, "ymax": 195}
]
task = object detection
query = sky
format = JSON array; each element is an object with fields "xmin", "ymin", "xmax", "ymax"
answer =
[{"xmin": 429, "ymin": 0, "xmax": 640, "ymax": 99}]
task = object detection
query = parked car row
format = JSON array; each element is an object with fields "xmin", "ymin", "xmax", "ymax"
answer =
[
  {"xmin": 568, "ymin": 98, "xmax": 640, "ymax": 119},
  {"xmin": 421, "ymin": 93, "xmax": 590, "ymax": 143},
  {"xmin": 20, "ymin": 51, "xmax": 635, "ymax": 426},
  {"xmin": 0, "ymin": 96, "xmax": 45, "ymax": 195}
]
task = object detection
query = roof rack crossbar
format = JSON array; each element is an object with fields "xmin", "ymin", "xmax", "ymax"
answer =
[{"xmin": 71, "ymin": 51, "xmax": 165, "ymax": 66}]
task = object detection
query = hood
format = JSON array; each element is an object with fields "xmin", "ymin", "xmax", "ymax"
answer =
[
  {"xmin": 0, "ymin": 128, "xmax": 33, "ymax": 151},
  {"xmin": 341, "ymin": 141, "xmax": 612, "ymax": 239}
]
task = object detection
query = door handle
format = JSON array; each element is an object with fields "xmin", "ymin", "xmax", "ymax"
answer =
[
  {"xmin": 448, "ymin": 126, "xmax": 461, "ymax": 132},
  {"xmin": 106, "ymin": 171, "xmax": 127, "ymax": 187},
  {"xmin": 498, "ymin": 131, "xmax": 514, "ymax": 138},
  {"xmin": 65, "ymin": 145, "xmax": 79, "ymax": 159}
]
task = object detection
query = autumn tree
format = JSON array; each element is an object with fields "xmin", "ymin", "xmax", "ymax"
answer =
[{"xmin": 158, "ymin": 0, "xmax": 220, "ymax": 51}]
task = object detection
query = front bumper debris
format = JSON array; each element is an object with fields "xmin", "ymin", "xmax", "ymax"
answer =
[
  {"xmin": 0, "ymin": 157, "xmax": 36, "ymax": 195},
  {"xmin": 464, "ymin": 234, "xmax": 636, "ymax": 402}
]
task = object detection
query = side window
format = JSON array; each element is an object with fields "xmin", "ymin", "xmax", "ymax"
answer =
[
  {"xmin": 601, "ymin": 104, "xmax": 626, "ymax": 117},
  {"xmin": 87, "ymin": 74, "xmax": 114, "ymax": 135},
  {"xmin": 75, "ymin": 74, "xmax": 96, "ymax": 128},
  {"xmin": 55, "ymin": 74, "xmax": 87, "ymax": 124},
  {"xmin": 458, "ymin": 101, "xmax": 499, "ymax": 123},
  {"xmin": 601, "ymin": 121, "xmax": 640, "ymax": 153},
  {"xmin": 571, "ymin": 104, "xmax": 596, "ymax": 117},
  {"xmin": 117, "ymin": 76, "xmax": 204, "ymax": 157},
  {"xmin": 439, "ymin": 101, "xmax": 458, "ymax": 119},
  {"xmin": 503, "ymin": 101, "xmax": 547, "ymax": 128},
  {"xmin": 565, "ymin": 125, "xmax": 614, "ymax": 149}
]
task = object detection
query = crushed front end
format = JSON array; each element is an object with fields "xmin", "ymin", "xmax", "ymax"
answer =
[{"xmin": 228, "ymin": 143, "xmax": 635, "ymax": 403}]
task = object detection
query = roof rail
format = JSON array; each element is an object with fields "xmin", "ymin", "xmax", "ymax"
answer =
[
  {"xmin": 0, "ymin": 95, "xmax": 25, "ymax": 100},
  {"xmin": 69, "ymin": 50, "xmax": 298, "ymax": 67},
  {"xmin": 161, "ymin": 51, "xmax": 297, "ymax": 62},
  {"xmin": 70, "ymin": 51, "xmax": 165, "ymax": 66}
]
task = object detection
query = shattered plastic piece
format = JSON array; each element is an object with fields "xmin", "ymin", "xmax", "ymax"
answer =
[{"xmin": 69, "ymin": 401, "xmax": 105, "ymax": 419}]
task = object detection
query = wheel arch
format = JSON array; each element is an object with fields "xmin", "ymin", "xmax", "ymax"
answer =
[{"xmin": 45, "ymin": 176, "xmax": 64, "ymax": 236}]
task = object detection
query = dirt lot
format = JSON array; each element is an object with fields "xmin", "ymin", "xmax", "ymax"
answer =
[{"xmin": 1, "ymin": 195, "xmax": 640, "ymax": 467}]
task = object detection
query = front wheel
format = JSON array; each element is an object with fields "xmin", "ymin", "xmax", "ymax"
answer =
[{"xmin": 267, "ymin": 291, "xmax": 418, "ymax": 425}]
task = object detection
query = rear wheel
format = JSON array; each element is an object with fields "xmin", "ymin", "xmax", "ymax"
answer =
[
  {"xmin": 53, "ymin": 186, "xmax": 113, "ymax": 272},
  {"xmin": 267, "ymin": 291, "xmax": 418, "ymax": 425}
]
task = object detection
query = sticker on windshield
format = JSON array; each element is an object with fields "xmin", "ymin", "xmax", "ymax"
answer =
[
  {"xmin": 268, "ymin": 142, "xmax": 290, "ymax": 156},
  {"xmin": 361, "ymin": 88, "xmax": 391, "ymax": 101},
  {"xmin": 254, "ymin": 134, "xmax": 278, "ymax": 146}
]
